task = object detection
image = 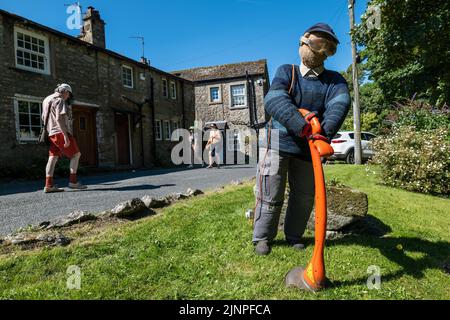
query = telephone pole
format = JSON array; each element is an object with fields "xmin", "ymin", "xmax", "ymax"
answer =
[{"xmin": 348, "ymin": 0, "xmax": 362, "ymax": 164}]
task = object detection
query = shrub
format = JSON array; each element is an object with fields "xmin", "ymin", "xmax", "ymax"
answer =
[
  {"xmin": 341, "ymin": 112, "xmax": 380, "ymax": 133},
  {"xmin": 371, "ymin": 126, "xmax": 449, "ymax": 196},
  {"xmin": 378, "ymin": 100, "xmax": 450, "ymax": 134}
]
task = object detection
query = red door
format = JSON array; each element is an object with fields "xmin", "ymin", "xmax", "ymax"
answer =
[
  {"xmin": 72, "ymin": 107, "xmax": 97, "ymax": 167},
  {"xmin": 115, "ymin": 112, "xmax": 131, "ymax": 165}
]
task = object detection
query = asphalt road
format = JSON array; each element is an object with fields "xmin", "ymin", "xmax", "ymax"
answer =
[{"xmin": 0, "ymin": 164, "xmax": 256, "ymax": 236}]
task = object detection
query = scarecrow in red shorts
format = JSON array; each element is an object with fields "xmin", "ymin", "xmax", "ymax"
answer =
[{"xmin": 41, "ymin": 84, "xmax": 87, "ymax": 193}]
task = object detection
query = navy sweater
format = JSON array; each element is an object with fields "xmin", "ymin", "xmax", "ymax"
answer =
[{"xmin": 263, "ymin": 64, "xmax": 351, "ymax": 157}]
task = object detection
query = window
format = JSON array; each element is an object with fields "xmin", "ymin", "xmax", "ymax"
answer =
[
  {"xmin": 155, "ymin": 120, "xmax": 162, "ymax": 140},
  {"xmin": 163, "ymin": 120, "xmax": 171, "ymax": 140},
  {"xmin": 170, "ymin": 81, "xmax": 177, "ymax": 100},
  {"xmin": 15, "ymin": 98, "xmax": 43, "ymax": 142},
  {"xmin": 14, "ymin": 27, "xmax": 50, "ymax": 74},
  {"xmin": 162, "ymin": 78, "xmax": 168, "ymax": 97},
  {"xmin": 210, "ymin": 86, "xmax": 221, "ymax": 103},
  {"xmin": 122, "ymin": 65, "xmax": 134, "ymax": 88},
  {"xmin": 230, "ymin": 84, "xmax": 246, "ymax": 107},
  {"xmin": 172, "ymin": 121, "xmax": 180, "ymax": 140}
]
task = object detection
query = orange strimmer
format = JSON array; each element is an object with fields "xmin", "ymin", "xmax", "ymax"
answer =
[{"xmin": 284, "ymin": 108, "xmax": 334, "ymax": 292}]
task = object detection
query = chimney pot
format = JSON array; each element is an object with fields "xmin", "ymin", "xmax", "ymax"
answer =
[{"xmin": 77, "ymin": 7, "xmax": 106, "ymax": 48}]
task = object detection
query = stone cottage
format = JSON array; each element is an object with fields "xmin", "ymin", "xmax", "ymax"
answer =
[
  {"xmin": 172, "ymin": 60, "xmax": 270, "ymax": 164},
  {"xmin": 0, "ymin": 7, "xmax": 195, "ymax": 172},
  {"xmin": 172, "ymin": 60, "xmax": 270, "ymax": 131}
]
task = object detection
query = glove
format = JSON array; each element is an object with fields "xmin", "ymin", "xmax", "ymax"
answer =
[
  {"xmin": 304, "ymin": 111, "xmax": 317, "ymax": 122},
  {"xmin": 299, "ymin": 111, "xmax": 317, "ymax": 138},
  {"xmin": 300, "ymin": 122, "xmax": 312, "ymax": 138},
  {"xmin": 309, "ymin": 134, "xmax": 334, "ymax": 157},
  {"xmin": 308, "ymin": 133, "xmax": 330, "ymax": 143}
]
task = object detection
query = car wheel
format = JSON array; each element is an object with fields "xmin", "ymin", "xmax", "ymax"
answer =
[{"xmin": 346, "ymin": 149, "xmax": 355, "ymax": 164}]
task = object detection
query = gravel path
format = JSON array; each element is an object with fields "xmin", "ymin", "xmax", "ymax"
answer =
[{"xmin": 0, "ymin": 164, "xmax": 256, "ymax": 236}]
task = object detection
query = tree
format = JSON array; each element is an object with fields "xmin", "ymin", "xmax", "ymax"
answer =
[{"xmin": 356, "ymin": 0, "xmax": 450, "ymax": 107}]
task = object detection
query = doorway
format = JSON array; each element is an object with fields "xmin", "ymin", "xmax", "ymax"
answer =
[
  {"xmin": 115, "ymin": 112, "xmax": 132, "ymax": 166},
  {"xmin": 72, "ymin": 106, "xmax": 98, "ymax": 167}
]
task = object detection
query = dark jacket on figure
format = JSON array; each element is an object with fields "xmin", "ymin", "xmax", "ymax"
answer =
[{"xmin": 263, "ymin": 64, "xmax": 351, "ymax": 157}]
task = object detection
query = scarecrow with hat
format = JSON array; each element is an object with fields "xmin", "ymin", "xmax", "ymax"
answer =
[{"xmin": 252, "ymin": 23, "xmax": 351, "ymax": 255}]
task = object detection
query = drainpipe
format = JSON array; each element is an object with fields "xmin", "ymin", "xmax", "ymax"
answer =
[
  {"xmin": 139, "ymin": 103, "xmax": 145, "ymax": 166},
  {"xmin": 246, "ymin": 71, "xmax": 254, "ymax": 127},
  {"xmin": 181, "ymin": 81, "xmax": 186, "ymax": 128},
  {"xmin": 150, "ymin": 77, "xmax": 156, "ymax": 164},
  {"xmin": 251, "ymin": 76, "xmax": 258, "ymax": 127}
]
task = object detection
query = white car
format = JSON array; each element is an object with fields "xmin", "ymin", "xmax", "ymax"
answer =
[{"xmin": 329, "ymin": 131, "xmax": 377, "ymax": 164}]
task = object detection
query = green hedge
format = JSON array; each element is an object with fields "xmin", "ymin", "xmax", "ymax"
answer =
[{"xmin": 371, "ymin": 101, "xmax": 449, "ymax": 196}]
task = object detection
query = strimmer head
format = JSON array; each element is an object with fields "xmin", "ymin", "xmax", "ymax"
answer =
[{"xmin": 285, "ymin": 266, "xmax": 322, "ymax": 292}]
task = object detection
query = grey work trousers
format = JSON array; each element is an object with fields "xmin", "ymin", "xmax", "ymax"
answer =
[{"xmin": 252, "ymin": 148, "xmax": 315, "ymax": 243}]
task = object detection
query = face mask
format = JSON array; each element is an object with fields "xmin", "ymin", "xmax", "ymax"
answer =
[
  {"xmin": 300, "ymin": 45, "xmax": 326, "ymax": 68},
  {"xmin": 300, "ymin": 36, "xmax": 337, "ymax": 57}
]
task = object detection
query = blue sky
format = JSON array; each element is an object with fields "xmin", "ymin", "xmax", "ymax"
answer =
[{"xmin": 0, "ymin": 0, "xmax": 368, "ymax": 79}]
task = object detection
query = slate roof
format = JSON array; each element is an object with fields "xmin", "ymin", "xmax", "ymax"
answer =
[{"xmin": 172, "ymin": 59, "xmax": 267, "ymax": 82}]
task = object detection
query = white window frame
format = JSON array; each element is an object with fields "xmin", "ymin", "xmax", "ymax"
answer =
[
  {"xmin": 162, "ymin": 78, "xmax": 168, "ymax": 97},
  {"xmin": 13, "ymin": 95, "xmax": 44, "ymax": 143},
  {"xmin": 209, "ymin": 85, "xmax": 222, "ymax": 104},
  {"xmin": 172, "ymin": 120, "xmax": 182, "ymax": 140},
  {"xmin": 122, "ymin": 65, "xmax": 134, "ymax": 88},
  {"xmin": 163, "ymin": 120, "xmax": 171, "ymax": 140},
  {"xmin": 230, "ymin": 83, "xmax": 247, "ymax": 108},
  {"xmin": 155, "ymin": 119, "xmax": 162, "ymax": 141},
  {"xmin": 170, "ymin": 81, "xmax": 177, "ymax": 100},
  {"xmin": 14, "ymin": 26, "xmax": 50, "ymax": 75}
]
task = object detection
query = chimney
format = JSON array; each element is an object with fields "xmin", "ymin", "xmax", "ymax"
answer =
[
  {"xmin": 78, "ymin": 6, "xmax": 106, "ymax": 48},
  {"xmin": 140, "ymin": 57, "xmax": 150, "ymax": 66}
]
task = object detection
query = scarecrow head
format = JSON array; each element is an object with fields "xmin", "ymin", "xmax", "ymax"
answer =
[{"xmin": 299, "ymin": 23, "xmax": 339, "ymax": 68}]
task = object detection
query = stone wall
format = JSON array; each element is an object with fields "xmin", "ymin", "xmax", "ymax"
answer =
[
  {"xmin": 0, "ymin": 13, "xmax": 194, "ymax": 172},
  {"xmin": 194, "ymin": 76, "xmax": 268, "ymax": 129}
]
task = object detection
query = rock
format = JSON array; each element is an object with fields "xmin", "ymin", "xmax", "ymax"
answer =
[
  {"xmin": 307, "ymin": 211, "xmax": 358, "ymax": 231},
  {"xmin": 325, "ymin": 186, "xmax": 368, "ymax": 219},
  {"xmin": 308, "ymin": 185, "xmax": 368, "ymax": 231},
  {"xmin": 4, "ymin": 233, "xmax": 37, "ymax": 246},
  {"xmin": 3, "ymin": 232, "xmax": 70, "ymax": 247},
  {"xmin": 280, "ymin": 184, "xmax": 368, "ymax": 232},
  {"xmin": 326, "ymin": 231, "xmax": 346, "ymax": 240},
  {"xmin": 38, "ymin": 221, "xmax": 51, "ymax": 229},
  {"xmin": 186, "ymin": 188, "xmax": 204, "ymax": 197},
  {"xmin": 142, "ymin": 196, "xmax": 171, "ymax": 209},
  {"xmin": 111, "ymin": 198, "xmax": 146, "ymax": 218},
  {"xmin": 165, "ymin": 193, "xmax": 189, "ymax": 202},
  {"xmin": 96, "ymin": 210, "xmax": 112, "ymax": 218},
  {"xmin": 45, "ymin": 210, "xmax": 97, "ymax": 229},
  {"xmin": 36, "ymin": 233, "xmax": 71, "ymax": 246}
]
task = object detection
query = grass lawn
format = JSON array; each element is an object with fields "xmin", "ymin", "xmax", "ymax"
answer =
[{"xmin": 0, "ymin": 165, "xmax": 449, "ymax": 299}]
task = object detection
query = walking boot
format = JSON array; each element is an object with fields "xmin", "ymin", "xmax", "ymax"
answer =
[{"xmin": 255, "ymin": 240, "xmax": 271, "ymax": 256}]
